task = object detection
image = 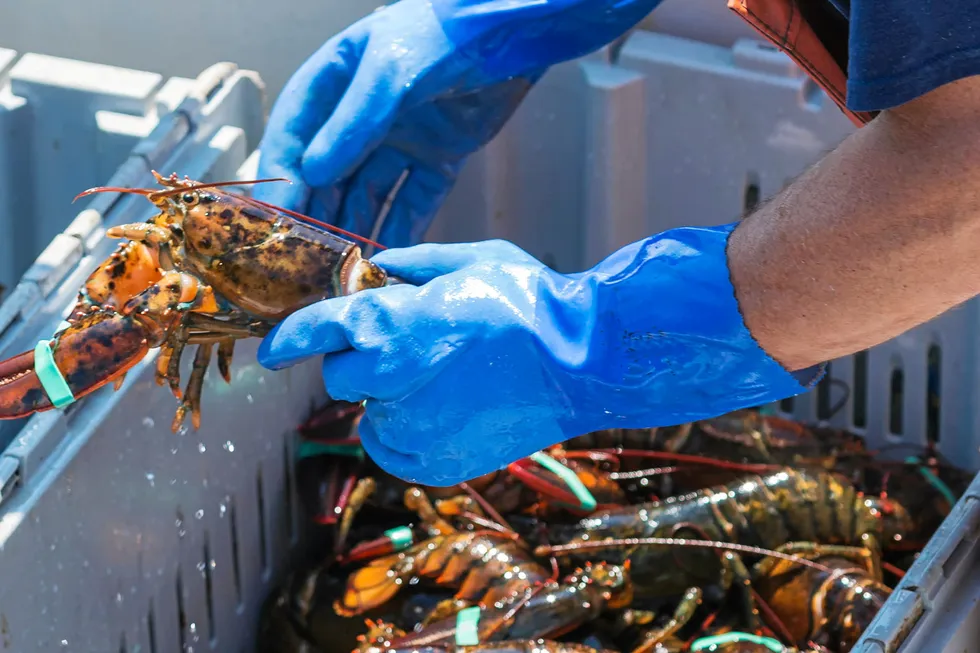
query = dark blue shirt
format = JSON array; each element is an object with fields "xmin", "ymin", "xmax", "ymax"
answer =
[{"xmin": 831, "ymin": 0, "xmax": 980, "ymax": 111}]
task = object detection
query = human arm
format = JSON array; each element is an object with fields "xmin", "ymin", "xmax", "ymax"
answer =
[{"xmin": 730, "ymin": 12, "xmax": 980, "ymax": 370}]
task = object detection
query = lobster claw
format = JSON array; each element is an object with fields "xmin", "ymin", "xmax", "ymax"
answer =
[{"xmin": 0, "ymin": 310, "xmax": 151, "ymax": 419}]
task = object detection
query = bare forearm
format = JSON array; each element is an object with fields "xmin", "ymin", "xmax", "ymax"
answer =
[{"xmin": 729, "ymin": 76, "xmax": 980, "ymax": 371}]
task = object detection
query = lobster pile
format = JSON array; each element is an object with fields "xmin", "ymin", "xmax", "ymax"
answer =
[{"xmin": 257, "ymin": 403, "xmax": 973, "ymax": 653}]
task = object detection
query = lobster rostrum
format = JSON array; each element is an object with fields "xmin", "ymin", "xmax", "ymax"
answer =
[{"xmin": 0, "ymin": 171, "xmax": 392, "ymax": 431}]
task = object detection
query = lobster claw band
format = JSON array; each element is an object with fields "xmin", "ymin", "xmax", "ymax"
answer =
[{"xmin": 33, "ymin": 340, "xmax": 75, "ymax": 409}]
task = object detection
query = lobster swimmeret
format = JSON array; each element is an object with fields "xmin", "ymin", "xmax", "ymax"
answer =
[{"xmin": 0, "ymin": 171, "xmax": 392, "ymax": 431}]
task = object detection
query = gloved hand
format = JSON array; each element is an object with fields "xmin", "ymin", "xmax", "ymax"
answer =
[
  {"xmin": 255, "ymin": 0, "xmax": 663, "ymax": 247},
  {"xmin": 257, "ymin": 224, "xmax": 823, "ymax": 486}
]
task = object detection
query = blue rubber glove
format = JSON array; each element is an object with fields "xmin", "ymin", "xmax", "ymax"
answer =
[
  {"xmin": 255, "ymin": 0, "xmax": 663, "ymax": 247},
  {"xmin": 257, "ymin": 224, "xmax": 824, "ymax": 486}
]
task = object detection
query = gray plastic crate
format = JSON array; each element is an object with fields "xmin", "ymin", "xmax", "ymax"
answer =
[
  {"xmin": 0, "ymin": 36, "xmax": 976, "ymax": 653},
  {"xmin": 0, "ymin": 56, "xmax": 313, "ymax": 653}
]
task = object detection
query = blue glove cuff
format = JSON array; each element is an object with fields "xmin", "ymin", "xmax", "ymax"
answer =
[
  {"xmin": 430, "ymin": 0, "xmax": 663, "ymax": 80},
  {"xmin": 537, "ymin": 222, "xmax": 824, "ymax": 432}
]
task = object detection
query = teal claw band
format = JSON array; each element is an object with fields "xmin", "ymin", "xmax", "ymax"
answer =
[
  {"xmin": 297, "ymin": 441, "xmax": 365, "ymax": 460},
  {"xmin": 383, "ymin": 526, "xmax": 414, "ymax": 551},
  {"xmin": 455, "ymin": 606, "xmax": 481, "ymax": 646},
  {"xmin": 33, "ymin": 340, "xmax": 75, "ymax": 409},
  {"xmin": 529, "ymin": 451, "xmax": 597, "ymax": 511},
  {"xmin": 906, "ymin": 456, "xmax": 958, "ymax": 508},
  {"xmin": 691, "ymin": 633, "xmax": 784, "ymax": 652}
]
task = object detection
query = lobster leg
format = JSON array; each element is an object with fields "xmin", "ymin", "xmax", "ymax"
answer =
[
  {"xmin": 172, "ymin": 342, "xmax": 213, "ymax": 431},
  {"xmin": 218, "ymin": 339, "xmax": 234, "ymax": 383},
  {"xmin": 165, "ymin": 326, "xmax": 188, "ymax": 398},
  {"xmin": 631, "ymin": 587, "xmax": 702, "ymax": 653}
]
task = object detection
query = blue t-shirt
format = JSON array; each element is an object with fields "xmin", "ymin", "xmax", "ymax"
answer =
[{"xmin": 831, "ymin": 0, "xmax": 980, "ymax": 111}]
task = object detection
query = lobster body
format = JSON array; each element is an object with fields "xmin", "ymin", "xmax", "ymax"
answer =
[
  {"xmin": 336, "ymin": 530, "xmax": 552, "ymax": 617},
  {"xmin": 172, "ymin": 193, "xmax": 383, "ymax": 320},
  {"xmin": 550, "ymin": 469, "xmax": 913, "ymax": 598},
  {"xmin": 387, "ymin": 563, "xmax": 632, "ymax": 648},
  {"xmin": 752, "ymin": 547, "xmax": 891, "ymax": 652},
  {"xmin": 0, "ymin": 172, "xmax": 389, "ymax": 430}
]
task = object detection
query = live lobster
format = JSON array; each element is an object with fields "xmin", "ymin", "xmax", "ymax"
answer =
[{"xmin": 0, "ymin": 171, "xmax": 395, "ymax": 431}]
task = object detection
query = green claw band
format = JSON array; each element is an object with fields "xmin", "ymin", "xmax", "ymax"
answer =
[
  {"xmin": 383, "ymin": 526, "xmax": 413, "ymax": 551},
  {"xmin": 690, "ymin": 633, "xmax": 784, "ymax": 652},
  {"xmin": 297, "ymin": 441, "xmax": 365, "ymax": 460},
  {"xmin": 455, "ymin": 606, "xmax": 481, "ymax": 646},
  {"xmin": 33, "ymin": 340, "xmax": 75, "ymax": 409},
  {"xmin": 54, "ymin": 320, "xmax": 71, "ymax": 334},
  {"xmin": 529, "ymin": 451, "xmax": 597, "ymax": 511},
  {"xmin": 906, "ymin": 456, "xmax": 958, "ymax": 508}
]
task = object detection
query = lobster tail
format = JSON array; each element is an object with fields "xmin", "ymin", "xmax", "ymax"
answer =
[{"xmin": 0, "ymin": 311, "xmax": 151, "ymax": 419}]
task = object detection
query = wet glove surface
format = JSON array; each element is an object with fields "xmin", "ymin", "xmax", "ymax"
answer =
[
  {"xmin": 258, "ymin": 225, "xmax": 823, "ymax": 486},
  {"xmin": 255, "ymin": 0, "xmax": 664, "ymax": 248}
]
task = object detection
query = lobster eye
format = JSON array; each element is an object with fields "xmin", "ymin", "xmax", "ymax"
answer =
[{"xmin": 181, "ymin": 192, "xmax": 198, "ymax": 205}]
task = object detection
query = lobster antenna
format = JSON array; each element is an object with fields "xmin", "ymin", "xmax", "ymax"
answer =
[
  {"xmin": 71, "ymin": 177, "xmax": 291, "ymax": 203},
  {"xmin": 72, "ymin": 175, "xmax": 389, "ymax": 251},
  {"xmin": 593, "ymin": 448, "xmax": 781, "ymax": 474},
  {"xmin": 147, "ymin": 177, "xmax": 293, "ymax": 199},
  {"xmin": 242, "ymin": 195, "xmax": 388, "ymax": 252},
  {"xmin": 535, "ymin": 537, "xmax": 835, "ymax": 574}
]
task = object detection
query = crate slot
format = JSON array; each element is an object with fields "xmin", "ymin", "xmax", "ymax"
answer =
[
  {"xmin": 283, "ymin": 435, "xmax": 296, "ymax": 545},
  {"xmin": 176, "ymin": 568, "xmax": 186, "ymax": 652},
  {"xmin": 889, "ymin": 367, "xmax": 904, "ymax": 437},
  {"xmin": 853, "ymin": 350, "xmax": 869, "ymax": 429},
  {"xmin": 742, "ymin": 171, "xmax": 760, "ymax": 216},
  {"xmin": 229, "ymin": 496, "xmax": 244, "ymax": 610},
  {"xmin": 147, "ymin": 601, "xmax": 157, "ymax": 653},
  {"xmin": 204, "ymin": 536, "xmax": 216, "ymax": 645},
  {"xmin": 816, "ymin": 363, "xmax": 834, "ymax": 421},
  {"xmin": 927, "ymin": 343, "xmax": 941, "ymax": 443},
  {"xmin": 256, "ymin": 468, "xmax": 269, "ymax": 579}
]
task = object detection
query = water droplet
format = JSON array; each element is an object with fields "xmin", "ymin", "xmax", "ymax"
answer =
[
  {"xmin": 116, "ymin": 592, "xmax": 123, "ymax": 603},
  {"xmin": 197, "ymin": 562, "xmax": 206, "ymax": 573},
  {"xmin": 60, "ymin": 640, "xmax": 68, "ymax": 647},
  {"xmin": 219, "ymin": 503, "xmax": 227, "ymax": 517},
  {"xmin": 177, "ymin": 424, "xmax": 189, "ymax": 436},
  {"xmin": 142, "ymin": 417, "xmax": 154, "ymax": 428},
  {"xmin": 146, "ymin": 473, "xmax": 155, "ymax": 486},
  {"xmin": 223, "ymin": 441, "xmax": 235, "ymax": 452},
  {"xmin": 195, "ymin": 509, "xmax": 204, "ymax": 519},
  {"xmin": 197, "ymin": 443, "xmax": 206, "ymax": 453},
  {"xmin": 246, "ymin": 394, "xmax": 254, "ymax": 404}
]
